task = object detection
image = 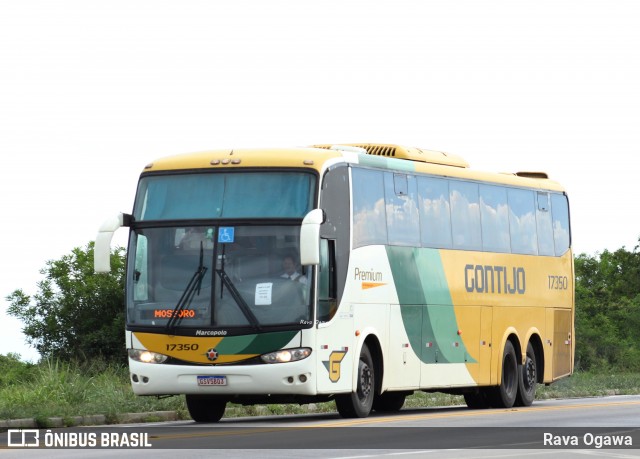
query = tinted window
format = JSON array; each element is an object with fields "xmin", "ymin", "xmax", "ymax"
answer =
[
  {"xmin": 418, "ymin": 177, "xmax": 452, "ymax": 248},
  {"xmin": 450, "ymin": 181, "xmax": 481, "ymax": 250},
  {"xmin": 508, "ymin": 188, "xmax": 538, "ymax": 255},
  {"xmin": 536, "ymin": 192, "xmax": 554, "ymax": 256},
  {"xmin": 127, "ymin": 225, "xmax": 312, "ymax": 329},
  {"xmin": 135, "ymin": 172, "xmax": 315, "ymax": 220},
  {"xmin": 385, "ymin": 173, "xmax": 421, "ymax": 246},
  {"xmin": 480, "ymin": 184, "xmax": 510, "ymax": 253},
  {"xmin": 551, "ymin": 194, "xmax": 571, "ymax": 255},
  {"xmin": 319, "ymin": 166, "xmax": 350, "ymax": 308},
  {"xmin": 317, "ymin": 239, "xmax": 337, "ymax": 322},
  {"xmin": 352, "ymin": 168, "xmax": 387, "ymax": 248},
  {"xmin": 352, "ymin": 168, "xmax": 569, "ymax": 257}
]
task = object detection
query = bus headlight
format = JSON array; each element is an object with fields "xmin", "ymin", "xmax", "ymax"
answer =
[
  {"xmin": 260, "ymin": 347, "xmax": 311, "ymax": 364},
  {"xmin": 128, "ymin": 349, "xmax": 168, "ymax": 364}
]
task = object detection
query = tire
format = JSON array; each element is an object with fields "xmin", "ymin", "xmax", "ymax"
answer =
[
  {"xmin": 515, "ymin": 342, "xmax": 537, "ymax": 407},
  {"xmin": 373, "ymin": 392, "xmax": 406, "ymax": 412},
  {"xmin": 335, "ymin": 344, "xmax": 375, "ymax": 418},
  {"xmin": 185, "ymin": 395, "xmax": 227, "ymax": 422},
  {"xmin": 463, "ymin": 389, "xmax": 490, "ymax": 409},
  {"xmin": 489, "ymin": 340, "xmax": 518, "ymax": 408}
]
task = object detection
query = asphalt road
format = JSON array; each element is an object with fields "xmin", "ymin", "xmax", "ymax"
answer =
[{"xmin": 2, "ymin": 395, "xmax": 640, "ymax": 458}]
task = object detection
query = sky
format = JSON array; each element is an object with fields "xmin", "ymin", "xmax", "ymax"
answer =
[{"xmin": 1, "ymin": 1, "xmax": 639, "ymax": 362}]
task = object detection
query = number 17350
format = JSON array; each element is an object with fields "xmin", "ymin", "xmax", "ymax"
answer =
[{"xmin": 548, "ymin": 275, "xmax": 568, "ymax": 290}]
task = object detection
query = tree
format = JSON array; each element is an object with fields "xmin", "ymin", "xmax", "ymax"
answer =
[
  {"xmin": 0, "ymin": 353, "xmax": 35, "ymax": 387},
  {"xmin": 6, "ymin": 242, "xmax": 126, "ymax": 363},
  {"xmin": 574, "ymin": 239, "xmax": 640, "ymax": 371}
]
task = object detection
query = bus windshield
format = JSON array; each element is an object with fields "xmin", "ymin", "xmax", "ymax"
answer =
[
  {"xmin": 133, "ymin": 171, "xmax": 315, "ymax": 220},
  {"xmin": 127, "ymin": 225, "xmax": 312, "ymax": 331}
]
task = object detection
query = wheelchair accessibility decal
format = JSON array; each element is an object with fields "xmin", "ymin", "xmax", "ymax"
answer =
[{"xmin": 218, "ymin": 227, "xmax": 235, "ymax": 243}]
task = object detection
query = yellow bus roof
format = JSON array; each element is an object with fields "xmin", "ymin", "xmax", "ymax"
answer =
[
  {"xmin": 143, "ymin": 147, "xmax": 342, "ymax": 172},
  {"xmin": 142, "ymin": 144, "xmax": 566, "ymax": 193}
]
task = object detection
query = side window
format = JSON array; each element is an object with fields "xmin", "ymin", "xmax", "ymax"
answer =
[
  {"xmin": 508, "ymin": 188, "xmax": 538, "ymax": 255},
  {"xmin": 352, "ymin": 168, "xmax": 387, "ymax": 248},
  {"xmin": 385, "ymin": 173, "xmax": 420, "ymax": 246},
  {"xmin": 133, "ymin": 233, "xmax": 149, "ymax": 301},
  {"xmin": 418, "ymin": 177, "xmax": 452, "ymax": 248},
  {"xmin": 450, "ymin": 181, "xmax": 481, "ymax": 250},
  {"xmin": 479, "ymin": 184, "xmax": 510, "ymax": 253},
  {"xmin": 317, "ymin": 239, "xmax": 337, "ymax": 323},
  {"xmin": 320, "ymin": 165, "xmax": 350, "ymax": 308},
  {"xmin": 536, "ymin": 192, "xmax": 555, "ymax": 256},
  {"xmin": 551, "ymin": 194, "xmax": 571, "ymax": 256}
]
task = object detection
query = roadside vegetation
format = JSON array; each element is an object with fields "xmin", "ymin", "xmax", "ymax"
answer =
[
  {"xmin": 3, "ymin": 239, "xmax": 640, "ymax": 424},
  {"xmin": 1, "ymin": 353, "xmax": 639, "ymax": 425}
]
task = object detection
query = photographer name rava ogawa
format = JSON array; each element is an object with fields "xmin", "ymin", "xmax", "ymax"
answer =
[{"xmin": 544, "ymin": 432, "xmax": 633, "ymax": 448}]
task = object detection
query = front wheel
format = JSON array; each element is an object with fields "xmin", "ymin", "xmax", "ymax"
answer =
[
  {"xmin": 335, "ymin": 344, "xmax": 375, "ymax": 418},
  {"xmin": 185, "ymin": 395, "xmax": 226, "ymax": 422}
]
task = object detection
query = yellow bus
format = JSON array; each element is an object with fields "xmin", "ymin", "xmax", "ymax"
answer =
[{"xmin": 95, "ymin": 143, "xmax": 573, "ymax": 421}]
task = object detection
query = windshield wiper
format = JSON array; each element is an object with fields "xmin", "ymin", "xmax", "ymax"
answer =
[
  {"xmin": 166, "ymin": 242, "xmax": 208, "ymax": 333},
  {"xmin": 215, "ymin": 268, "xmax": 261, "ymax": 331}
]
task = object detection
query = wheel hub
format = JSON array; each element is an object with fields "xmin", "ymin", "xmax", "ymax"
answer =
[
  {"xmin": 525, "ymin": 358, "xmax": 536, "ymax": 388},
  {"xmin": 359, "ymin": 363, "xmax": 372, "ymax": 398}
]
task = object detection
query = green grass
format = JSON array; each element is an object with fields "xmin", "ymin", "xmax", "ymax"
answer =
[
  {"xmin": 537, "ymin": 372, "xmax": 640, "ymax": 398},
  {"xmin": 1, "ymin": 355, "xmax": 639, "ymax": 425},
  {"xmin": 0, "ymin": 357, "xmax": 186, "ymax": 425}
]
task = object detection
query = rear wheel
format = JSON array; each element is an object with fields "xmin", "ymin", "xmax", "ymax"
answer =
[
  {"xmin": 335, "ymin": 344, "xmax": 375, "ymax": 418},
  {"xmin": 185, "ymin": 395, "xmax": 227, "ymax": 422},
  {"xmin": 515, "ymin": 342, "xmax": 537, "ymax": 407},
  {"xmin": 489, "ymin": 340, "xmax": 518, "ymax": 408},
  {"xmin": 373, "ymin": 392, "xmax": 406, "ymax": 412}
]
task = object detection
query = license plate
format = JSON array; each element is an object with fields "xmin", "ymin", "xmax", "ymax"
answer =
[{"xmin": 197, "ymin": 375, "xmax": 227, "ymax": 386}]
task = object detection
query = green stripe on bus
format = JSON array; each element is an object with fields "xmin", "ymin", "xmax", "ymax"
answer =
[
  {"xmin": 215, "ymin": 330, "xmax": 298, "ymax": 354},
  {"xmin": 386, "ymin": 246, "xmax": 475, "ymax": 364}
]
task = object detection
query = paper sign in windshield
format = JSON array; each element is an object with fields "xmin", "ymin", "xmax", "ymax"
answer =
[{"xmin": 255, "ymin": 283, "xmax": 273, "ymax": 306}]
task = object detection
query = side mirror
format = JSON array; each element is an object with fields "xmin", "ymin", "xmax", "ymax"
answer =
[
  {"xmin": 300, "ymin": 209, "xmax": 325, "ymax": 266},
  {"xmin": 94, "ymin": 213, "xmax": 131, "ymax": 273}
]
